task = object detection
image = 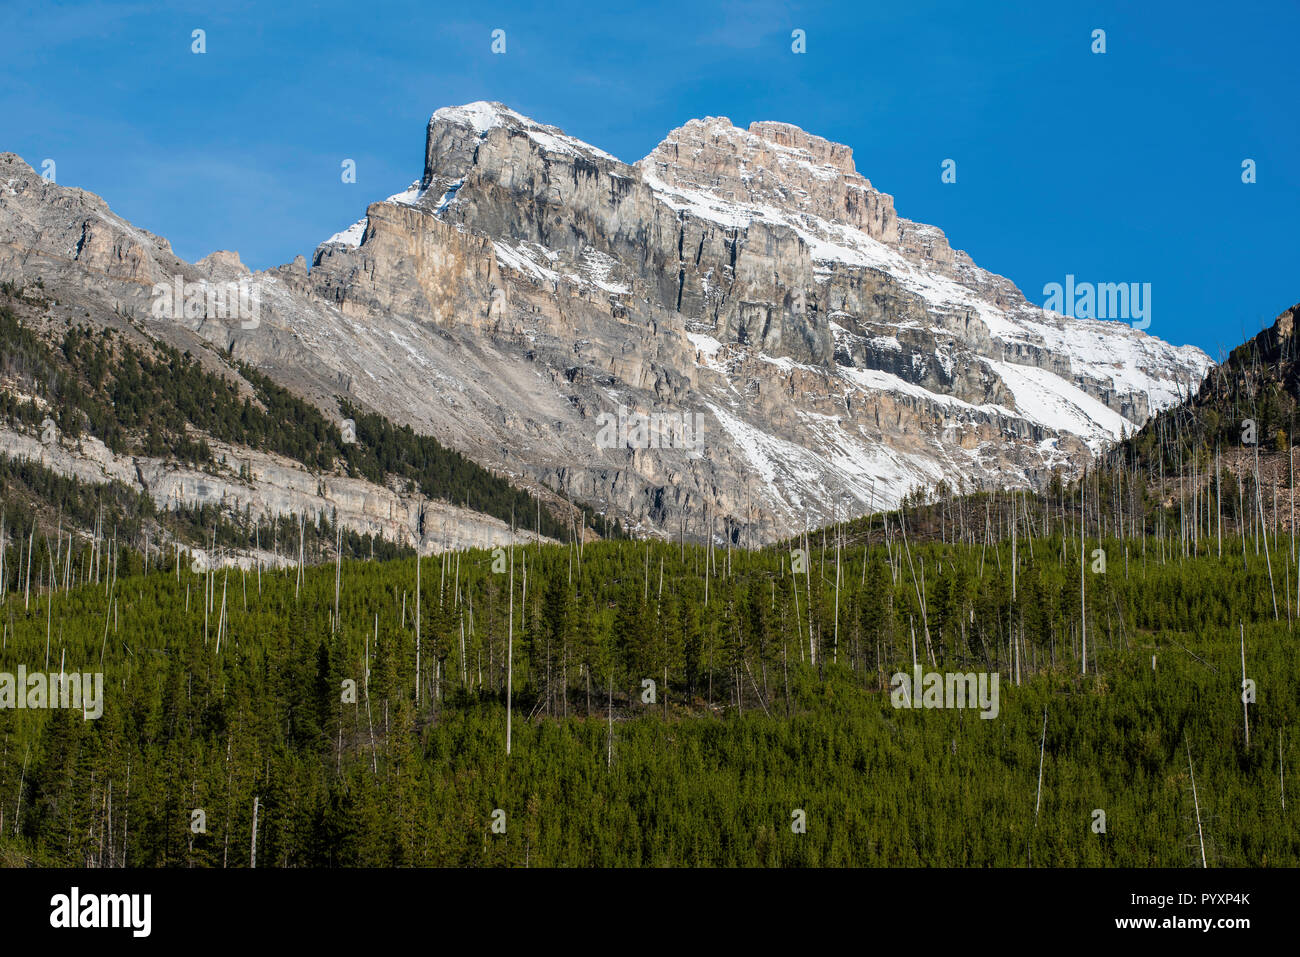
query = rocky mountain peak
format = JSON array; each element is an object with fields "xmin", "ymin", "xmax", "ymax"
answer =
[
  {"xmin": 640, "ymin": 116, "xmax": 857, "ymax": 180},
  {"xmin": 422, "ymin": 101, "xmax": 622, "ymax": 192},
  {"xmin": 637, "ymin": 114, "xmax": 896, "ymax": 243},
  {"xmin": 196, "ymin": 249, "xmax": 250, "ymax": 278},
  {"xmin": 749, "ymin": 120, "xmax": 858, "ymax": 175}
]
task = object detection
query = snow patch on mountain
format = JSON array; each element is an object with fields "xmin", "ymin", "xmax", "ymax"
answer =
[{"xmin": 433, "ymin": 101, "xmax": 620, "ymax": 162}]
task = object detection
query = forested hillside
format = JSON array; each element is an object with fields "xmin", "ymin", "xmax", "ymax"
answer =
[
  {"xmin": 1115, "ymin": 302, "xmax": 1300, "ymax": 470},
  {"xmin": 0, "ymin": 288, "xmax": 619, "ymax": 547},
  {"xmin": 0, "ymin": 490, "xmax": 1294, "ymax": 866}
]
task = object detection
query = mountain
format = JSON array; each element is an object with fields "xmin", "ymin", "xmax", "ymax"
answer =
[
  {"xmin": 1111, "ymin": 302, "xmax": 1300, "ymax": 508},
  {"xmin": 0, "ymin": 104, "xmax": 1211, "ymax": 546},
  {"xmin": 0, "ymin": 173, "xmax": 582, "ymax": 556}
]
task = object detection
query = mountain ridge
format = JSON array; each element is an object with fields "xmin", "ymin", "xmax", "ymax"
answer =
[{"xmin": 0, "ymin": 103, "xmax": 1212, "ymax": 545}]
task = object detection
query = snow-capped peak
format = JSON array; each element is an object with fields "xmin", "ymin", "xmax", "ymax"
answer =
[{"xmin": 430, "ymin": 101, "xmax": 620, "ymax": 163}]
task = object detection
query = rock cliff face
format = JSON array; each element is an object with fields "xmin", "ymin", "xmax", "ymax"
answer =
[
  {"xmin": 0, "ymin": 104, "xmax": 1213, "ymax": 544},
  {"xmin": 0, "ymin": 426, "xmax": 545, "ymax": 555}
]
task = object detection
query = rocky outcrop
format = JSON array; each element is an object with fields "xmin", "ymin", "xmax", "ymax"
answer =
[{"xmin": 0, "ymin": 425, "xmax": 546, "ymax": 555}]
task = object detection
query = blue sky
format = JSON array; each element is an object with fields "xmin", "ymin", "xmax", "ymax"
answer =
[{"xmin": 1, "ymin": 0, "xmax": 1295, "ymax": 357}]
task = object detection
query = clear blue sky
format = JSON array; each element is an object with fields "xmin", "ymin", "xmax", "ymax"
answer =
[{"xmin": 2, "ymin": 0, "xmax": 1295, "ymax": 357}]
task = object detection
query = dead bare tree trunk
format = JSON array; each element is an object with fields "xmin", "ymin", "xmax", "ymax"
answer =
[
  {"xmin": 250, "ymin": 796, "xmax": 260, "ymax": 869},
  {"xmin": 1186, "ymin": 739, "xmax": 1208, "ymax": 868},
  {"xmin": 1241, "ymin": 623, "xmax": 1251, "ymax": 749}
]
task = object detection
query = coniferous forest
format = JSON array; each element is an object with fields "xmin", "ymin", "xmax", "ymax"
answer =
[{"xmin": 0, "ymin": 483, "xmax": 1296, "ymax": 867}]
